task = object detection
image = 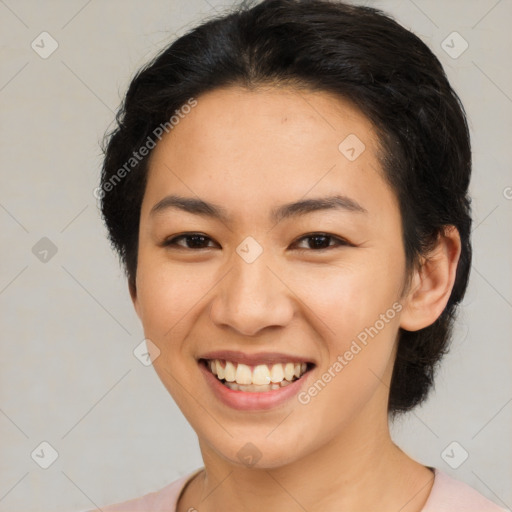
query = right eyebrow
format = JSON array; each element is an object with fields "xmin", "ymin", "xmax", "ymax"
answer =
[{"xmin": 149, "ymin": 195, "xmax": 230, "ymax": 223}]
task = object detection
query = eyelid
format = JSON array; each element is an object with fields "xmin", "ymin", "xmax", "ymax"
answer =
[
  {"xmin": 162, "ymin": 232, "xmax": 218, "ymax": 249},
  {"xmin": 162, "ymin": 232, "xmax": 352, "ymax": 251},
  {"xmin": 291, "ymin": 233, "xmax": 352, "ymax": 251}
]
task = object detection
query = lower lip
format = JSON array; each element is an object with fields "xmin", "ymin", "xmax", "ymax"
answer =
[{"xmin": 198, "ymin": 361, "xmax": 311, "ymax": 411}]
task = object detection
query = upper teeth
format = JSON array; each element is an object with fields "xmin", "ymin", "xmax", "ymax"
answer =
[{"xmin": 208, "ymin": 359, "xmax": 307, "ymax": 386}]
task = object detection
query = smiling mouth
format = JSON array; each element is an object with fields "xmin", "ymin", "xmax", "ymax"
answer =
[{"xmin": 200, "ymin": 358, "xmax": 313, "ymax": 392}]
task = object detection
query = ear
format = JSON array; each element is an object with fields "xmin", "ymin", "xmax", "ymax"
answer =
[
  {"xmin": 128, "ymin": 277, "xmax": 141, "ymax": 320},
  {"xmin": 400, "ymin": 225, "xmax": 462, "ymax": 331}
]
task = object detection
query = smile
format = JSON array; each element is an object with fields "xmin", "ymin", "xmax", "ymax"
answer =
[{"xmin": 203, "ymin": 359, "xmax": 310, "ymax": 392}]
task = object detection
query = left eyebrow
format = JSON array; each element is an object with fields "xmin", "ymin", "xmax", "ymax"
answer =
[
  {"xmin": 149, "ymin": 194, "xmax": 367, "ymax": 224},
  {"xmin": 271, "ymin": 195, "xmax": 368, "ymax": 223}
]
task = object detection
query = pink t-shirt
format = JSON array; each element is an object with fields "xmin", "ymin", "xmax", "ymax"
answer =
[{"xmin": 89, "ymin": 467, "xmax": 507, "ymax": 512}]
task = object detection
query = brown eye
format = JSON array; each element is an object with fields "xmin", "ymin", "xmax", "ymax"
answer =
[
  {"xmin": 293, "ymin": 233, "xmax": 350, "ymax": 251},
  {"xmin": 163, "ymin": 233, "xmax": 217, "ymax": 249}
]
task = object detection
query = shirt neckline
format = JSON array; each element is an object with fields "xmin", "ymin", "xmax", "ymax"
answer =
[{"xmin": 174, "ymin": 466, "xmax": 438, "ymax": 511}]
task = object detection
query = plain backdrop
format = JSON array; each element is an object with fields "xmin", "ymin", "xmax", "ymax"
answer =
[{"xmin": 0, "ymin": 1, "xmax": 511, "ymax": 510}]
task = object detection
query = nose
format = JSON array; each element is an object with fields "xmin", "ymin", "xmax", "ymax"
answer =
[{"xmin": 209, "ymin": 252, "xmax": 295, "ymax": 337}]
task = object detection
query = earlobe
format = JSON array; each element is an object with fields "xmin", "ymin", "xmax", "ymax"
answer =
[
  {"xmin": 129, "ymin": 278, "xmax": 141, "ymax": 319},
  {"xmin": 399, "ymin": 226, "xmax": 461, "ymax": 331}
]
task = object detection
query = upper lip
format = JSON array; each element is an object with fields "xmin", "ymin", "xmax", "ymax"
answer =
[{"xmin": 198, "ymin": 350, "xmax": 315, "ymax": 366}]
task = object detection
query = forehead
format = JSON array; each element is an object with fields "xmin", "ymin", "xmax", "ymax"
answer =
[{"xmin": 142, "ymin": 86, "xmax": 396, "ymax": 223}]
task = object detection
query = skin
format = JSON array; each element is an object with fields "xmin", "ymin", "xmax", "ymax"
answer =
[{"xmin": 130, "ymin": 86, "xmax": 461, "ymax": 512}]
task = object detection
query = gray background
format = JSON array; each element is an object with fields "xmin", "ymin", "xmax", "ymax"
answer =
[{"xmin": 0, "ymin": 1, "xmax": 511, "ymax": 510}]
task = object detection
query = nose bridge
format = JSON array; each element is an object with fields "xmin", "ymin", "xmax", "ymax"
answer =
[
  {"xmin": 233, "ymin": 249, "xmax": 274, "ymax": 301},
  {"xmin": 209, "ymin": 244, "xmax": 293, "ymax": 336}
]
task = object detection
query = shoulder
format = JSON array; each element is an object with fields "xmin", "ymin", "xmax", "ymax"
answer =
[
  {"xmin": 422, "ymin": 468, "xmax": 508, "ymax": 512},
  {"xmin": 84, "ymin": 468, "xmax": 203, "ymax": 512}
]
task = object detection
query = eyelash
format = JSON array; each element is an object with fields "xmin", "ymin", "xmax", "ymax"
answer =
[{"xmin": 162, "ymin": 232, "xmax": 351, "ymax": 252}]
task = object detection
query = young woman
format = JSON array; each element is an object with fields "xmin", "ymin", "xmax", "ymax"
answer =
[{"xmin": 91, "ymin": 0, "xmax": 506, "ymax": 510}]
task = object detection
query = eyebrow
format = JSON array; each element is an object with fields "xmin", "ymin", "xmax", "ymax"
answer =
[{"xmin": 149, "ymin": 194, "xmax": 367, "ymax": 223}]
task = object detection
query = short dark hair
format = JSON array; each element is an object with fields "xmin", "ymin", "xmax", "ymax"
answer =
[{"xmin": 100, "ymin": 0, "xmax": 472, "ymax": 415}]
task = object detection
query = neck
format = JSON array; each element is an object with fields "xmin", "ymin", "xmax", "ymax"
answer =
[{"xmin": 179, "ymin": 399, "xmax": 434, "ymax": 512}]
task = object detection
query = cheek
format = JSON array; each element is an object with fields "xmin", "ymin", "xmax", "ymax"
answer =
[
  {"xmin": 135, "ymin": 251, "xmax": 213, "ymax": 338},
  {"xmin": 287, "ymin": 257, "xmax": 403, "ymax": 347},
  {"xmin": 291, "ymin": 257, "xmax": 403, "ymax": 423},
  {"xmin": 293, "ymin": 270, "xmax": 401, "ymax": 425},
  {"xmin": 134, "ymin": 254, "xmax": 212, "ymax": 408}
]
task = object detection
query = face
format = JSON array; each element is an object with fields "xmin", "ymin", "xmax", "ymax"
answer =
[{"xmin": 132, "ymin": 86, "xmax": 409, "ymax": 468}]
